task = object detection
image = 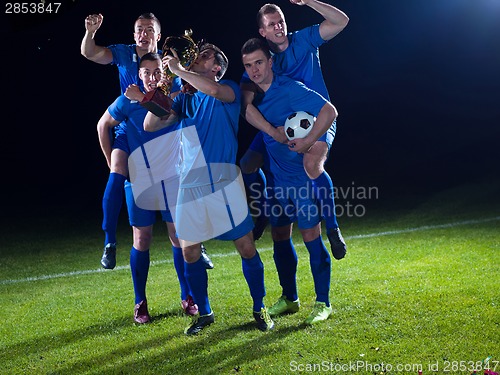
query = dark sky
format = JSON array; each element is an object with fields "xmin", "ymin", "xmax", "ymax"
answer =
[{"xmin": 4, "ymin": 0, "xmax": 500, "ymax": 215}]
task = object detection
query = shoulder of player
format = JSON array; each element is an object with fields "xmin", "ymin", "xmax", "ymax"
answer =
[
  {"xmin": 115, "ymin": 93, "xmax": 144, "ymax": 110},
  {"xmin": 289, "ymin": 24, "xmax": 322, "ymax": 46},
  {"xmin": 107, "ymin": 43, "xmax": 136, "ymax": 51},
  {"xmin": 273, "ymin": 74, "xmax": 303, "ymax": 88}
]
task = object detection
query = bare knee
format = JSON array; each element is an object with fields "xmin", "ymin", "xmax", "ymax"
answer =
[
  {"xmin": 133, "ymin": 226, "xmax": 153, "ymax": 251},
  {"xmin": 271, "ymin": 225, "xmax": 293, "ymax": 242},
  {"xmin": 182, "ymin": 243, "xmax": 202, "ymax": 263},
  {"xmin": 234, "ymin": 233, "xmax": 257, "ymax": 259},
  {"xmin": 165, "ymin": 222, "xmax": 180, "ymax": 248},
  {"xmin": 299, "ymin": 224, "xmax": 321, "ymax": 243},
  {"xmin": 303, "ymin": 142, "xmax": 328, "ymax": 179}
]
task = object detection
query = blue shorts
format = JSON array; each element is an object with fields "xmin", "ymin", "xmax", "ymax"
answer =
[
  {"xmin": 249, "ymin": 119, "xmax": 336, "ymax": 154},
  {"xmin": 112, "ymin": 123, "xmax": 130, "ymax": 154},
  {"xmin": 268, "ymin": 184, "xmax": 321, "ymax": 230},
  {"xmin": 216, "ymin": 212, "xmax": 254, "ymax": 241},
  {"xmin": 125, "ymin": 181, "xmax": 172, "ymax": 226}
]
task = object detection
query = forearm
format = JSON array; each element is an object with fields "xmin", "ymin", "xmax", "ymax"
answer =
[
  {"xmin": 81, "ymin": 31, "xmax": 112, "ymax": 64},
  {"xmin": 245, "ymin": 104, "xmax": 278, "ymax": 137},
  {"xmin": 308, "ymin": 0, "xmax": 349, "ymax": 39},
  {"xmin": 143, "ymin": 111, "xmax": 178, "ymax": 132},
  {"xmin": 175, "ymin": 69, "xmax": 234, "ymax": 102},
  {"xmin": 81, "ymin": 31, "xmax": 97, "ymax": 58}
]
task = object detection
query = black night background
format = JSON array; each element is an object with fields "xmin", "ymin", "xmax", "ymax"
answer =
[{"xmin": 3, "ymin": 0, "xmax": 500, "ymax": 225}]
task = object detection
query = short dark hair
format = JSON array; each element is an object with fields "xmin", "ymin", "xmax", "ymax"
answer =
[
  {"xmin": 241, "ymin": 38, "xmax": 272, "ymax": 60},
  {"xmin": 199, "ymin": 43, "xmax": 229, "ymax": 80},
  {"xmin": 256, "ymin": 3, "xmax": 283, "ymax": 28},
  {"xmin": 137, "ymin": 12, "xmax": 161, "ymax": 33},
  {"xmin": 140, "ymin": 52, "xmax": 161, "ymax": 67}
]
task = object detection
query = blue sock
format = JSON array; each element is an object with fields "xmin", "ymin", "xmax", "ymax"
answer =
[
  {"xmin": 185, "ymin": 257, "xmax": 211, "ymax": 315},
  {"xmin": 102, "ymin": 173, "xmax": 126, "ymax": 245},
  {"xmin": 311, "ymin": 172, "xmax": 338, "ymax": 230},
  {"xmin": 242, "ymin": 169, "xmax": 269, "ymax": 219},
  {"xmin": 172, "ymin": 246, "xmax": 190, "ymax": 300},
  {"xmin": 130, "ymin": 247, "xmax": 150, "ymax": 304},
  {"xmin": 241, "ymin": 251, "xmax": 266, "ymax": 312},
  {"xmin": 273, "ymin": 239, "xmax": 298, "ymax": 301},
  {"xmin": 304, "ymin": 236, "xmax": 331, "ymax": 306}
]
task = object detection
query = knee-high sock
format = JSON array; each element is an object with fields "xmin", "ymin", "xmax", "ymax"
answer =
[
  {"xmin": 311, "ymin": 171, "xmax": 338, "ymax": 230},
  {"xmin": 242, "ymin": 169, "xmax": 269, "ymax": 218},
  {"xmin": 241, "ymin": 251, "xmax": 266, "ymax": 312},
  {"xmin": 130, "ymin": 247, "xmax": 150, "ymax": 304},
  {"xmin": 185, "ymin": 257, "xmax": 211, "ymax": 315},
  {"xmin": 273, "ymin": 239, "xmax": 298, "ymax": 301},
  {"xmin": 304, "ymin": 236, "xmax": 331, "ymax": 306},
  {"xmin": 102, "ymin": 172, "xmax": 126, "ymax": 245},
  {"xmin": 172, "ymin": 246, "xmax": 190, "ymax": 301}
]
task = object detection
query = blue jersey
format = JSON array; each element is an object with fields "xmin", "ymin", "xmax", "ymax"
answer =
[
  {"xmin": 254, "ymin": 74, "xmax": 328, "ymax": 187},
  {"xmin": 108, "ymin": 44, "xmax": 142, "ymax": 92},
  {"xmin": 271, "ymin": 25, "xmax": 330, "ymax": 100},
  {"xmin": 108, "ymin": 44, "xmax": 181, "ymax": 94},
  {"xmin": 108, "ymin": 94, "xmax": 180, "ymax": 153},
  {"xmin": 171, "ymin": 79, "xmax": 241, "ymax": 187},
  {"xmin": 108, "ymin": 94, "xmax": 182, "ymax": 212},
  {"xmin": 242, "ymin": 25, "xmax": 329, "ymax": 100}
]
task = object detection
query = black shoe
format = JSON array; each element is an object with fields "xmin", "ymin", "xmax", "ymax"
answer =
[
  {"xmin": 101, "ymin": 243, "xmax": 116, "ymax": 269},
  {"xmin": 327, "ymin": 228, "xmax": 347, "ymax": 260},
  {"xmin": 200, "ymin": 243, "xmax": 214, "ymax": 269},
  {"xmin": 185, "ymin": 312, "xmax": 215, "ymax": 335},
  {"xmin": 253, "ymin": 308, "xmax": 275, "ymax": 331},
  {"xmin": 253, "ymin": 216, "xmax": 269, "ymax": 241}
]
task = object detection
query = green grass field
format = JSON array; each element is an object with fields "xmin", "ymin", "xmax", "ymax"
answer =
[{"xmin": 1, "ymin": 179, "xmax": 499, "ymax": 375}]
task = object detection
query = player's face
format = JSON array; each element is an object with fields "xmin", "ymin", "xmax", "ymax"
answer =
[
  {"xmin": 192, "ymin": 49, "xmax": 219, "ymax": 77},
  {"xmin": 259, "ymin": 11, "xmax": 288, "ymax": 48},
  {"xmin": 139, "ymin": 60, "xmax": 162, "ymax": 92},
  {"xmin": 242, "ymin": 49, "xmax": 273, "ymax": 86},
  {"xmin": 134, "ymin": 19, "xmax": 161, "ymax": 53}
]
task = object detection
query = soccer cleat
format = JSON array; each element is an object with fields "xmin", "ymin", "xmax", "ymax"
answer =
[
  {"xmin": 181, "ymin": 295, "xmax": 199, "ymax": 316},
  {"xmin": 200, "ymin": 243, "xmax": 214, "ymax": 269},
  {"xmin": 327, "ymin": 228, "xmax": 347, "ymax": 260},
  {"xmin": 134, "ymin": 300, "xmax": 151, "ymax": 324},
  {"xmin": 101, "ymin": 243, "xmax": 117, "ymax": 269},
  {"xmin": 252, "ymin": 216, "xmax": 269, "ymax": 241},
  {"xmin": 253, "ymin": 308, "xmax": 275, "ymax": 331},
  {"xmin": 304, "ymin": 302, "xmax": 332, "ymax": 325},
  {"xmin": 185, "ymin": 312, "xmax": 215, "ymax": 335},
  {"xmin": 267, "ymin": 296, "xmax": 300, "ymax": 317}
]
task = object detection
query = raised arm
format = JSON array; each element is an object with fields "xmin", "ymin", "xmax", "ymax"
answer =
[
  {"xmin": 290, "ymin": 0, "xmax": 349, "ymax": 41},
  {"xmin": 164, "ymin": 52, "xmax": 235, "ymax": 103},
  {"xmin": 81, "ymin": 13, "xmax": 113, "ymax": 64}
]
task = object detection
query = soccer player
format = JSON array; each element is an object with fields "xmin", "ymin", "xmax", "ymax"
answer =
[
  {"xmin": 241, "ymin": 37, "xmax": 338, "ymax": 324},
  {"xmin": 144, "ymin": 43, "xmax": 274, "ymax": 335},
  {"xmin": 81, "ymin": 12, "xmax": 213, "ymax": 270},
  {"xmin": 240, "ymin": 1, "xmax": 349, "ymax": 260},
  {"xmin": 97, "ymin": 52, "xmax": 197, "ymax": 322}
]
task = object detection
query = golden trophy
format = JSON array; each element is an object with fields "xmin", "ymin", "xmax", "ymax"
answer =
[{"xmin": 141, "ymin": 29, "xmax": 199, "ymax": 117}]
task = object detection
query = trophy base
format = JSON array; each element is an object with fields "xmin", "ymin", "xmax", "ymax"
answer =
[{"xmin": 140, "ymin": 89, "xmax": 173, "ymax": 117}]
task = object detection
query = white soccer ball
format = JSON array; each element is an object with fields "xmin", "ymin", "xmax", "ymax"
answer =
[{"xmin": 284, "ymin": 111, "xmax": 316, "ymax": 140}]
